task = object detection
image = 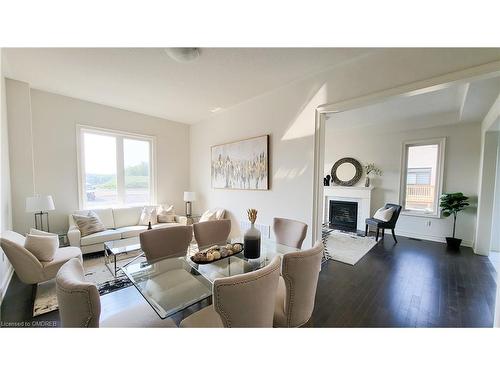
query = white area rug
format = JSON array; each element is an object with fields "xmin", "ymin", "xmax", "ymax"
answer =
[
  {"xmin": 323, "ymin": 230, "xmax": 379, "ymax": 265},
  {"xmin": 33, "ymin": 250, "xmax": 143, "ymax": 317}
]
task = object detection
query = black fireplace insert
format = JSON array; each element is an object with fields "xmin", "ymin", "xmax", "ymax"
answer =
[{"xmin": 329, "ymin": 200, "xmax": 358, "ymax": 232}]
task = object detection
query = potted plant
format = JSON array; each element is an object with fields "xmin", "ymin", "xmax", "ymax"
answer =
[
  {"xmin": 363, "ymin": 163, "xmax": 382, "ymax": 187},
  {"xmin": 440, "ymin": 192, "xmax": 469, "ymax": 249}
]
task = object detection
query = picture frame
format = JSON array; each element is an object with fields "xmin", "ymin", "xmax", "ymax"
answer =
[{"xmin": 211, "ymin": 135, "xmax": 269, "ymax": 190}]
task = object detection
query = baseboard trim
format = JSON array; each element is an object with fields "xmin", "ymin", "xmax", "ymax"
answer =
[{"xmin": 394, "ymin": 230, "xmax": 473, "ymax": 248}]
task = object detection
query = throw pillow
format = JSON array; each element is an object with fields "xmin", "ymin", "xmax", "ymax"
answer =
[
  {"xmin": 72, "ymin": 211, "xmax": 106, "ymax": 237},
  {"xmin": 157, "ymin": 204, "xmax": 176, "ymax": 223},
  {"xmin": 24, "ymin": 234, "xmax": 59, "ymax": 262},
  {"xmin": 373, "ymin": 207, "xmax": 395, "ymax": 222},
  {"xmin": 30, "ymin": 228, "xmax": 57, "ymax": 237},
  {"xmin": 139, "ymin": 206, "xmax": 158, "ymax": 225},
  {"xmin": 199, "ymin": 209, "xmax": 217, "ymax": 222},
  {"xmin": 215, "ymin": 208, "xmax": 226, "ymax": 220}
]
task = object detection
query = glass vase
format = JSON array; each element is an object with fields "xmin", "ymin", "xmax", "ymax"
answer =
[{"xmin": 244, "ymin": 223, "xmax": 261, "ymax": 259}]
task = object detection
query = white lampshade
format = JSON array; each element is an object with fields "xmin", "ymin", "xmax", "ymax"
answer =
[
  {"xmin": 183, "ymin": 191, "xmax": 196, "ymax": 202},
  {"xmin": 26, "ymin": 195, "xmax": 55, "ymax": 212}
]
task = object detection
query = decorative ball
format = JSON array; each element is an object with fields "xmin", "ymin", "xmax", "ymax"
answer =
[
  {"xmin": 206, "ymin": 253, "xmax": 214, "ymax": 262},
  {"xmin": 233, "ymin": 243, "xmax": 242, "ymax": 252},
  {"xmin": 212, "ymin": 251, "xmax": 221, "ymax": 260},
  {"xmin": 225, "ymin": 244, "xmax": 233, "ymax": 251},
  {"xmin": 227, "ymin": 250, "xmax": 233, "ymax": 256}
]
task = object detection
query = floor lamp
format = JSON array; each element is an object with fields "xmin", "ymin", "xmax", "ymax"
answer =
[{"xmin": 26, "ymin": 195, "xmax": 55, "ymax": 232}]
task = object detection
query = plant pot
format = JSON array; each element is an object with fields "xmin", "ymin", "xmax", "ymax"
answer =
[{"xmin": 446, "ymin": 237, "xmax": 462, "ymax": 249}]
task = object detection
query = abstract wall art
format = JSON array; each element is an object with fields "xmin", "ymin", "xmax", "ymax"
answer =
[{"xmin": 211, "ymin": 135, "xmax": 269, "ymax": 190}]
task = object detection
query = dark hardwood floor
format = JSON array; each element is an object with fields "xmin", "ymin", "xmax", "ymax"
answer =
[{"xmin": 1, "ymin": 235, "xmax": 497, "ymax": 328}]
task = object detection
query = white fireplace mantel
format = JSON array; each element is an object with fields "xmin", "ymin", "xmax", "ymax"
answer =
[{"xmin": 323, "ymin": 186, "xmax": 373, "ymax": 231}]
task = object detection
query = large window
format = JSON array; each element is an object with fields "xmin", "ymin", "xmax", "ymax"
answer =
[
  {"xmin": 78, "ymin": 126, "xmax": 155, "ymax": 208},
  {"xmin": 400, "ymin": 138, "xmax": 445, "ymax": 217}
]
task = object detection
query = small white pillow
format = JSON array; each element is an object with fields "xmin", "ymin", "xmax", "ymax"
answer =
[
  {"xmin": 30, "ymin": 228, "xmax": 57, "ymax": 237},
  {"xmin": 157, "ymin": 204, "xmax": 176, "ymax": 223},
  {"xmin": 199, "ymin": 209, "xmax": 217, "ymax": 222},
  {"xmin": 373, "ymin": 207, "xmax": 395, "ymax": 222},
  {"xmin": 24, "ymin": 234, "xmax": 59, "ymax": 262},
  {"xmin": 139, "ymin": 206, "xmax": 158, "ymax": 225},
  {"xmin": 215, "ymin": 208, "xmax": 226, "ymax": 220}
]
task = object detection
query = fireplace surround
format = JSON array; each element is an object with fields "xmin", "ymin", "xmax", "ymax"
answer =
[{"xmin": 323, "ymin": 186, "xmax": 373, "ymax": 231}]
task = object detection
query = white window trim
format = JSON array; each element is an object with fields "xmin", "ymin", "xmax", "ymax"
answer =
[
  {"xmin": 76, "ymin": 124, "xmax": 157, "ymax": 209},
  {"xmin": 399, "ymin": 137, "xmax": 446, "ymax": 218}
]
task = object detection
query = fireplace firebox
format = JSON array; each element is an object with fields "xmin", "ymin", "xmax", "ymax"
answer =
[{"xmin": 329, "ymin": 200, "xmax": 358, "ymax": 232}]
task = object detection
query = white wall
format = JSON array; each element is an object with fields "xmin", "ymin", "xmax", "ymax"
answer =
[
  {"xmin": 491, "ymin": 131, "xmax": 500, "ymax": 252},
  {"xmin": 190, "ymin": 49, "xmax": 500, "ymax": 246},
  {"xmin": 0, "ymin": 49, "xmax": 13, "ymax": 308},
  {"xmin": 6, "ymin": 82, "xmax": 191, "ymax": 234},
  {"xmin": 324, "ymin": 121, "xmax": 481, "ymax": 246}
]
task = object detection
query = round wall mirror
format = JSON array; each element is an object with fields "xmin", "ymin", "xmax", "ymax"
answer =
[{"xmin": 331, "ymin": 157, "xmax": 362, "ymax": 186}]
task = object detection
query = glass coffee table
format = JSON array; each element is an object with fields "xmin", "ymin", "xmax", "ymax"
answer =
[
  {"xmin": 104, "ymin": 237, "xmax": 144, "ymax": 277},
  {"xmin": 122, "ymin": 238, "xmax": 300, "ymax": 319}
]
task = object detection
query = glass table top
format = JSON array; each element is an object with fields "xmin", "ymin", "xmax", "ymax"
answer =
[
  {"xmin": 122, "ymin": 237, "xmax": 300, "ymax": 319},
  {"xmin": 104, "ymin": 237, "xmax": 142, "ymax": 255}
]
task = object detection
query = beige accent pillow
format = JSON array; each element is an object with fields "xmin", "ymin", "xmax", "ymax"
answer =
[
  {"xmin": 373, "ymin": 207, "xmax": 395, "ymax": 222},
  {"xmin": 24, "ymin": 234, "xmax": 59, "ymax": 262},
  {"xmin": 215, "ymin": 208, "xmax": 225, "ymax": 220},
  {"xmin": 157, "ymin": 204, "xmax": 176, "ymax": 223},
  {"xmin": 199, "ymin": 209, "xmax": 217, "ymax": 222},
  {"xmin": 72, "ymin": 211, "xmax": 106, "ymax": 237},
  {"xmin": 139, "ymin": 207, "xmax": 158, "ymax": 225},
  {"xmin": 30, "ymin": 228, "xmax": 57, "ymax": 237}
]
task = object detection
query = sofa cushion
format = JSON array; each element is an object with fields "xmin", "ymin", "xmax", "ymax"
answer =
[
  {"xmin": 72, "ymin": 208, "xmax": 115, "ymax": 229},
  {"xmin": 113, "ymin": 207, "xmax": 143, "ymax": 229},
  {"xmin": 80, "ymin": 229, "xmax": 121, "ymax": 246},
  {"xmin": 115, "ymin": 225, "xmax": 148, "ymax": 239},
  {"xmin": 152, "ymin": 222, "xmax": 183, "ymax": 230}
]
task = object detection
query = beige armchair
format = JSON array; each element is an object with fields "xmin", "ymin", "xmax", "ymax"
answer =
[
  {"xmin": 193, "ymin": 219, "xmax": 231, "ymax": 248},
  {"xmin": 180, "ymin": 256, "xmax": 281, "ymax": 327},
  {"xmin": 273, "ymin": 217, "xmax": 308, "ymax": 249},
  {"xmin": 273, "ymin": 241, "xmax": 323, "ymax": 327},
  {"xmin": 140, "ymin": 226, "xmax": 193, "ymax": 263},
  {"xmin": 0, "ymin": 230, "xmax": 82, "ymax": 285},
  {"xmin": 56, "ymin": 258, "xmax": 177, "ymax": 328}
]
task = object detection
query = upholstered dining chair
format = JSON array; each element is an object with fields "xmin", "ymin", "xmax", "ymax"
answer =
[
  {"xmin": 273, "ymin": 241, "xmax": 323, "ymax": 327},
  {"xmin": 365, "ymin": 203, "xmax": 403, "ymax": 243},
  {"xmin": 56, "ymin": 258, "xmax": 176, "ymax": 328},
  {"xmin": 179, "ymin": 256, "xmax": 281, "ymax": 328},
  {"xmin": 140, "ymin": 226, "xmax": 193, "ymax": 263},
  {"xmin": 193, "ymin": 219, "xmax": 231, "ymax": 248},
  {"xmin": 0, "ymin": 230, "xmax": 82, "ymax": 285},
  {"xmin": 273, "ymin": 217, "xmax": 308, "ymax": 249}
]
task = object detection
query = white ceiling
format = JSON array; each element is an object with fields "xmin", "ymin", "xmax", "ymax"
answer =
[
  {"xmin": 326, "ymin": 76, "xmax": 500, "ymax": 131},
  {"xmin": 3, "ymin": 48, "xmax": 374, "ymax": 124}
]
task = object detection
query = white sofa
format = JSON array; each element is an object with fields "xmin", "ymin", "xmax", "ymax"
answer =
[{"xmin": 68, "ymin": 207, "xmax": 183, "ymax": 254}]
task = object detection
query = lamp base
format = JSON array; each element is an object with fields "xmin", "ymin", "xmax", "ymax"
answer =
[
  {"xmin": 185, "ymin": 201, "xmax": 192, "ymax": 218},
  {"xmin": 34, "ymin": 211, "xmax": 50, "ymax": 232}
]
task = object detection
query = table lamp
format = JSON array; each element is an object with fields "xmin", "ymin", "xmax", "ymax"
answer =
[
  {"xmin": 183, "ymin": 191, "xmax": 196, "ymax": 217},
  {"xmin": 26, "ymin": 195, "xmax": 55, "ymax": 232}
]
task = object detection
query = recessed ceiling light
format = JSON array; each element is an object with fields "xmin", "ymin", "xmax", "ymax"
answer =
[
  {"xmin": 210, "ymin": 107, "xmax": 222, "ymax": 113},
  {"xmin": 164, "ymin": 48, "xmax": 200, "ymax": 63}
]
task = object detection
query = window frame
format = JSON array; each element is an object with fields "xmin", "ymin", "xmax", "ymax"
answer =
[
  {"xmin": 76, "ymin": 125, "xmax": 157, "ymax": 209},
  {"xmin": 399, "ymin": 137, "xmax": 446, "ymax": 218}
]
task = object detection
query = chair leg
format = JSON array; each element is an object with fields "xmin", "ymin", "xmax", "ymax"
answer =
[
  {"xmin": 391, "ymin": 228, "xmax": 398, "ymax": 243},
  {"xmin": 376, "ymin": 227, "xmax": 379, "ymax": 241},
  {"xmin": 365, "ymin": 224, "xmax": 368, "ymax": 236}
]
